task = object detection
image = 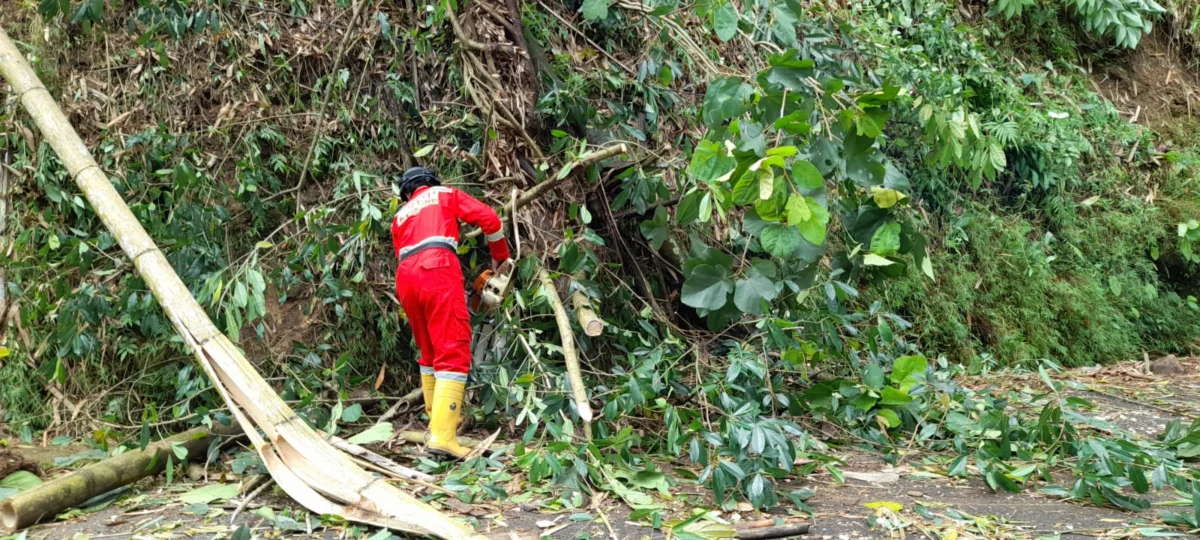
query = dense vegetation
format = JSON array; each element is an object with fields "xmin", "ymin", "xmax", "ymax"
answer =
[{"xmin": 1, "ymin": 0, "xmax": 1199, "ymax": 528}]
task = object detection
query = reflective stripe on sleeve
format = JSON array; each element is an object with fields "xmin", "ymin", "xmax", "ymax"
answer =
[{"xmin": 485, "ymin": 230, "xmax": 505, "ymax": 243}]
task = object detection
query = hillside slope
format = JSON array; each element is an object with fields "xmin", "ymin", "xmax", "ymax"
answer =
[{"xmin": 1, "ymin": 0, "xmax": 1199, "ymax": 517}]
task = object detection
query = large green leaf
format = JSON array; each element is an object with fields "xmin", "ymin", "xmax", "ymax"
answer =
[
  {"xmin": 0, "ymin": 470, "xmax": 41, "ymax": 502},
  {"xmin": 732, "ymin": 168, "xmax": 763, "ymax": 205},
  {"xmin": 785, "ymin": 195, "xmax": 810, "ymax": 224},
  {"xmin": 871, "ymin": 187, "xmax": 906, "ymax": 208},
  {"xmin": 640, "ymin": 207, "xmax": 671, "ymax": 250},
  {"xmin": 791, "ymin": 160, "xmax": 824, "ymax": 190},
  {"xmin": 581, "ymin": 0, "xmax": 611, "ymax": 20},
  {"xmin": 891, "ymin": 355, "xmax": 928, "ymax": 390},
  {"xmin": 702, "ymin": 77, "xmax": 754, "ymax": 128},
  {"xmin": 771, "ymin": 4, "xmax": 798, "ymax": 46},
  {"xmin": 681, "ymin": 264, "xmax": 733, "ymax": 310},
  {"xmin": 713, "ymin": 2, "xmax": 738, "ymax": 41},
  {"xmin": 879, "ymin": 386, "xmax": 913, "ymax": 405},
  {"xmin": 792, "ymin": 197, "xmax": 829, "ymax": 245},
  {"xmin": 690, "ymin": 139, "xmax": 736, "ymax": 184},
  {"xmin": 760, "ymin": 224, "xmax": 803, "ymax": 259},
  {"xmin": 733, "ymin": 271, "xmax": 777, "ymax": 315},
  {"xmin": 763, "ymin": 50, "xmax": 814, "ymax": 92},
  {"xmin": 676, "ymin": 189, "xmax": 703, "ymax": 224},
  {"xmin": 179, "ymin": 483, "xmax": 239, "ymax": 505},
  {"xmin": 870, "ymin": 222, "xmax": 901, "ymax": 256}
]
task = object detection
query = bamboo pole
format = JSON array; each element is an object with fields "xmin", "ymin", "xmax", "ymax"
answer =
[
  {"xmin": 536, "ymin": 269, "xmax": 593, "ymax": 439},
  {"xmin": 0, "ymin": 427, "xmax": 230, "ymax": 531},
  {"xmin": 0, "ymin": 27, "xmax": 481, "ymax": 540},
  {"xmin": 570, "ymin": 290, "xmax": 603, "ymax": 337}
]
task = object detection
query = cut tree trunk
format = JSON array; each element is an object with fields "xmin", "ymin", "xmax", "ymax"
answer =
[
  {"xmin": 0, "ymin": 26, "xmax": 481, "ymax": 540},
  {"xmin": 0, "ymin": 427, "xmax": 234, "ymax": 531}
]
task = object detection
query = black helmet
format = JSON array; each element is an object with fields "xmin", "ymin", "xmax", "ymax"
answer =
[{"xmin": 398, "ymin": 167, "xmax": 440, "ymax": 201}]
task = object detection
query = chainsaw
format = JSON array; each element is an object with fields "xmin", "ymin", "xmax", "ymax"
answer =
[{"xmin": 468, "ymin": 258, "xmax": 515, "ymax": 313}]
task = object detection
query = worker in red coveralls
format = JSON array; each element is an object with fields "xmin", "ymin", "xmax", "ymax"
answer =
[{"xmin": 391, "ymin": 167, "xmax": 510, "ymax": 460}]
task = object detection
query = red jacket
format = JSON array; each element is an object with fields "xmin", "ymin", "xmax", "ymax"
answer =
[{"xmin": 390, "ymin": 185, "xmax": 510, "ymax": 264}]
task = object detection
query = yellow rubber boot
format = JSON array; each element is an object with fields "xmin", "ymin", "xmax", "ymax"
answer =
[
  {"xmin": 427, "ymin": 378, "xmax": 471, "ymax": 460},
  {"xmin": 420, "ymin": 373, "xmax": 436, "ymax": 417}
]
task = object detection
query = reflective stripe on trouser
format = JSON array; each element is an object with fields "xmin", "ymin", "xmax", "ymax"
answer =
[{"xmin": 396, "ymin": 250, "xmax": 473, "ymax": 378}]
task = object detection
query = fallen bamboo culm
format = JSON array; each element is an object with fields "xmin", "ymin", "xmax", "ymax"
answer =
[
  {"xmin": 0, "ymin": 426, "xmax": 235, "ymax": 531},
  {"xmin": 734, "ymin": 521, "xmax": 810, "ymax": 540},
  {"xmin": 570, "ymin": 290, "xmax": 604, "ymax": 337},
  {"xmin": 0, "ymin": 27, "xmax": 481, "ymax": 540},
  {"xmin": 536, "ymin": 269, "xmax": 593, "ymax": 439}
]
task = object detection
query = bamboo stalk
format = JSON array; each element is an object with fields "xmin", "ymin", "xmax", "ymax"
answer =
[
  {"xmin": 570, "ymin": 290, "xmax": 604, "ymax": 337},
  {"xmin": 536, "ymin": 269, "xmax": 593, "ymax": 438},
  {"xmin": 0, "ymin": 27, "xmax": 481, "ymax": 540},
  {"xmin": 0, "ymin": 427, "xmax": 229, "ymax": 531},
  {"xmin": 735, "ymin": 523, "xmax": 810, "ymax": 539}
]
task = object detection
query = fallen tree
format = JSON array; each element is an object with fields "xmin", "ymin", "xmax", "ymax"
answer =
[
  {"xmin": 0, "ymin": 426, "xmax": 237, "ymax": 531},
  {"xmin": 0, "ymin": 26, "xmax": 482, "ymax": 540}
]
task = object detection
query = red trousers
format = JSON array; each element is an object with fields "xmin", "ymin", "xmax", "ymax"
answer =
[{"xmin": 396, "ymin": 249, "xmax": 472, "ymax": 381}]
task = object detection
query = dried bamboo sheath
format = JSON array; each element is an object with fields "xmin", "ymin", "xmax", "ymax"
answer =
[{"xmin": 0, "ymin": 28, "xmax": 480, "ymax": 540}]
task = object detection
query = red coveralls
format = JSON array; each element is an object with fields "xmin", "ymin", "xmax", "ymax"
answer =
[{"xmin": 391, "ymin": 186, "xmax": 510, "ymax": 382}]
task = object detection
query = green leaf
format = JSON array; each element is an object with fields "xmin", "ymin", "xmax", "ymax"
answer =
[
  {"xmin": 412, "ymin": 144, "xmax": 434, "ymax": 158},
  {"xmin": 342, "ymin": 403, "xmax": 364, "ymax": 422},
  {"xmin": 581, "ymin": 0, "xmax": 611, "ymax": 20},
  {"xmin": 1109, "ymin": 276, "xmax": 1122, "ymax": 297},
  {"xmin": 757, "ymin": 167, "xmax": 775, "ymax": 200},
  {"xmin": 690, "ymin": 139, "xmax": 737, "ymax": 184},
  {"xmin": 760, "ymin": 225, "xmax": 803, "ymax": 259},
  {"xmin": 870, "ymin": 222, "xmax": 901, "ymax": 256},
  {"xmin": 681, "ymin": 265, "xmax": 733, "ymax": 310},
  {"xmin": 863, "ymin": 364, "xmax": 885, "ymax": 389},
  {"xmin": 0, "ymin": 347, "xmax": 9, "ymax": 359},
  {"xmin": 179, "ymin": 483, "xmax": 239, "ymax": 505},
  {"xmin": 877, "ymin": 409, "xmax": 901, "ymax": 428},
  {"xmin": 347, "ymin": 423, "xmax": 394, "ymax": 445},
  {"xmin": 703, "ymin": 77, "xmax": 754, "ymax": 128},
  {"xmin": 713, "ymin": 2, "xmax": 738, "ymax": 41},
  {"xmin": 879, "ymin": 386, "xmax": 913, "ymax": 405},
  {"xmin": 791, "ymin": 160, "xmax": 823, "ymax": 190},
  {"xmin": 732, "ymin": 168, "xmax": 764, "ymax": 205},
  {"xmin": 862, "ymin": 253, "xmax": 894, "ymax": 266},
  {"xmin": 230, "ymin": 524, "xmax": 251, "ymax": 540},
  {"xmin": 0, "ymin": 471, "xmax": 42, "ymax": 496},
  {"xmin": 771, "ymin": 4, "xmax": 798, "ymax": 45},
  {"xmin": 733, "ymin": 272, "xmax": 777, "ymax": 315},
  {"xmin": 786, "ymin": 195, "xmax": 811, "ymax": 224},
  {"xmin": 772, "ymin": 111, "xmax": 811, "ymax": 135},
  {"xmin": 763, "ymin": 50, "xmax": 814, "ymax": 91},
  {"xmin": 676, "ymin": 190, "xmax": 703, "ymax": 224},
  {"xmin": 871, "ymin": 187, "xmax": 906, "ymax": 208},
  {"xmin": 891, "ymin": 355, "xmax": 928, "ymax": 388},
  {"xmin": 1129, "ymin": 465, "xmax": 1150, "ymax": 494},
  {"xmin": 793, "ymin": 198, "xmax": 829, "ymax": 245}
]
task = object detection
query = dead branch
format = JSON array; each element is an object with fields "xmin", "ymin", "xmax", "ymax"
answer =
[
  {"xmin": 446, "ymin": 3, "xmax": 522, "ymax": 54},
  {"xmin": 466, "ymin": 144, "xmax": 628, "ymax": 240}
]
